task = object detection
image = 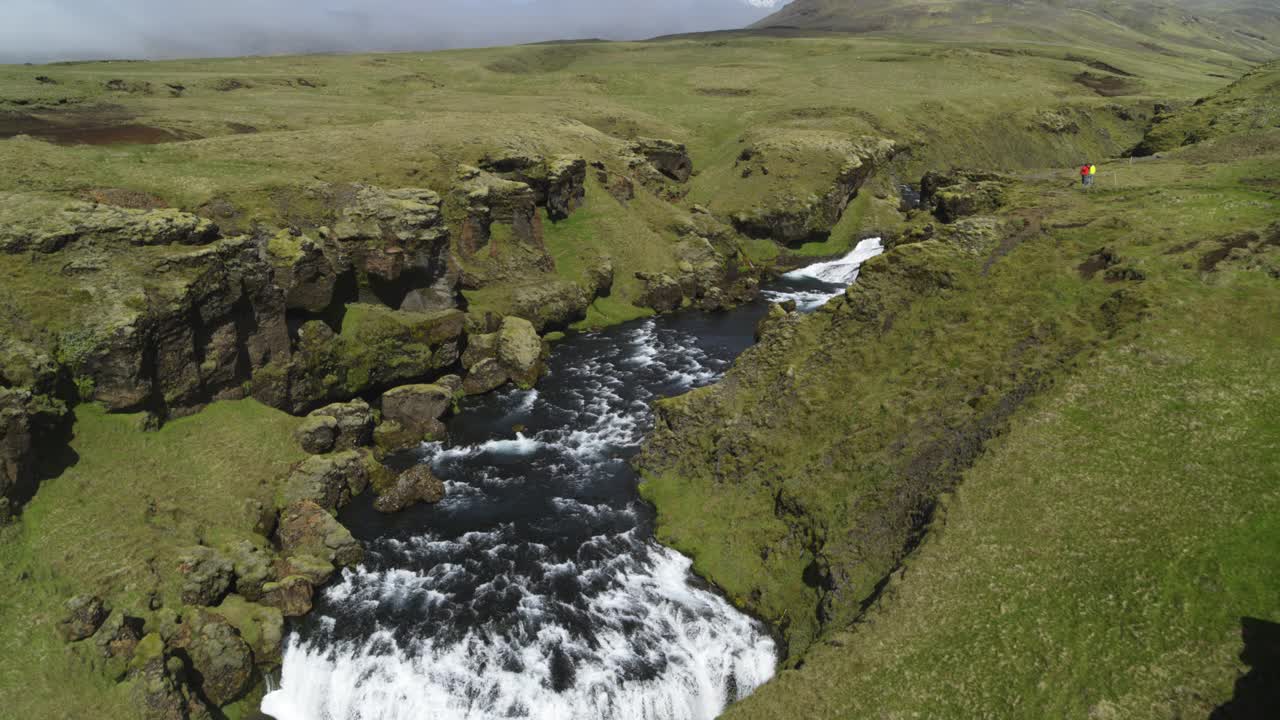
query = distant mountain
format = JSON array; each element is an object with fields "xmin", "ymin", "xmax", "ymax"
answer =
[{"xmin": 752, "ymin": 1, "xmax": 1280, "ymax": 61}]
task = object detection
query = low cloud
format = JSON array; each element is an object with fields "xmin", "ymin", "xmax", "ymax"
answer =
[{"xmin": 1, "ymin": 0, "xmax": 782, "ymax": 64}]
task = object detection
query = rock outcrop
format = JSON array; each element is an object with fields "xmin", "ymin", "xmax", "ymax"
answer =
[
  {"xmin": 919, "ymin": 170, "xmax": 1008, "ymax": 223},
  {"xmin": 306, "ymin": 400, "xmax": 374, "ymax": 451},
  {"xmin": 380, "ymin": 383, "xmax": 452, "ymax": 448},
  {"xmin": 479, "ymin": 151, "xmax": 587, "ymax": 221},
  {"xmin": 728, "ymin": 136, "xmax": 895, "ymax": 246},
  {"xmin": 627, "ymin": 138, "xmax": 693, "ymax": 182},
  {"xmin": 276, "ymin": 500, "xmax": 364, "ymax": 568},
  {"xmin": 373, "ymin": 465, "xmax": 446, "ymax": 513},
  {"xmin": 279, "ymin": 450, "xmax": 369, "ymax": 512},
  {"xmin": 460, "ymin": 316, "xmax": 546, "ymax": 393},
  {"xmin": 170, "ymin": 610, "xmax": 254, "ymax": 707}
]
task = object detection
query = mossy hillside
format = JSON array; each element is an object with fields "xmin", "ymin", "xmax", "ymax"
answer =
[
  {"xmin": 725, "ymin": 245, "xmax": 1280, "ymax": 719},
  {"xmin": 639, "ymin": 126, "xmax": 1280, "ymax": 665},
  {"xmin": 0, "ymin": 400, "xmax": 303, "ymax": 718},
  {"xmin": 1132, "ymin": 59, "xmax": 1280, "ymax": 154},
  {"xmin": 0, "ymin": 33, "xmax": 1236, "ymax": 230}
]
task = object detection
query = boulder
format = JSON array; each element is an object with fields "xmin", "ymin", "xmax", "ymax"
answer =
[
  {"xmin": 636, "ymin": 272, "xmax": 684, "ymax": 313},
  {"xmin": 436, "ymin": 374, "xmax": 464, "ymax": 395},
  {"xmin": 211, "ymin": 596, "xmax": 285, "ymax": 666},
  {"xmin": 276, "ymin": 500, "xmax": 364, "ymax": 568},
  {"xmin": 172, "ymin": 610, "xmax": 254, "ymax": 707},
  {"xmin": 259, "ymin": 576, "xmax": 314, "ymax": 617},
  {"xmin": 176, "ymin": 547, "xmax": 234, "ymax": 607},
  {"xmin": 373, "ymin": 465, "xmax": 447, "ymax": 513},
  {"xmin": 307, "ymin": 399, "xmax": 373, "ymax": 451},
  {"xmin": 919, "ymin": 170, "xmax": 1008, "ymax": 223},
  {"xmin": 280, "ymin": 450, "xmax": 368, "ymax": 512},
  {"xmin": 463, "ymin": 358, "xmax": 509, "ymax": 396},
  {"xmin": 293, "ymin": 415, "xmax": 337, "ymax": 455},
  {"xmin": 497, "ymin": 316, "xmax": 544, "ymax": 388},
  {"xmin": 381, "ymin": 384, "xmax": 452, "ymax": 441},
  {"xmin": 373, "ymin": 420, "xmax": 425, "ymax": 454},
  {"xmin": 225, "ymin": 540, "xmax": 275, "ymax": 602},
  {"xmin": 278, "ymin": 554, "xmax": 335, "ymax": 586},
  {"xmin": 509, "ymin": 280, "xmax": 592, "ymax": 331},
  {"xmin": 128, "ymin": 637, "xmax": 208, "ymax": 720},
  {"xmin": 461, "ymin": 332, "xmax": 498, "ymax": 370},
  {"xmin": 59, "ymin": 594, "xmax": 108, "ymax": 641}
]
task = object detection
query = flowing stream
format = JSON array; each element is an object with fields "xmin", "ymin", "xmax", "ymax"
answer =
[{"xmin": 261, "ymin": 239, "xmax": 883, "ymax": 720}]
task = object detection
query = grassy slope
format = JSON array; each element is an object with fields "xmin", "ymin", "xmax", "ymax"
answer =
[
  {"xmin": 0, "ymin": 20, "xmax": 1275, "ymax": 720},
  {"xmin": 642, "ymin": 119, "xmax": 1280, "ymax": 715},
  {"xmin": 729, "ymin": 229, "xmax": 1279, "ymax": 719},
  {"xmin": 0, "ymin": 401, "xmax": 303, "ymax": 718}
]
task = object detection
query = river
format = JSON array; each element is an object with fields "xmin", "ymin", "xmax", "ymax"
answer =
[{"xmin": 260, "ymin": 238, "xmax": 884, "ymax": 720}]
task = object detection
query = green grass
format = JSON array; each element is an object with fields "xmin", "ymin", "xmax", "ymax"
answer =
[
  {"xmin": 639, "ymin": 110, "xmax": 1280, "ymax": 714},
  {"xmin": 727, "ymin": 262, "xmax": 1280, "ymax": 719},
  {"xmin": 0, "ymin": 400, "xmax": 303, "ymax": 718}
]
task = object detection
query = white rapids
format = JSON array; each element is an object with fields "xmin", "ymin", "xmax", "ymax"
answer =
[
  {"xmin": 764, "ymin": 237, "xmax": 884, "ymax": 310},
  {"xmin": 261, "ymin": 247, "xmax": 883, "ymax": 720}
]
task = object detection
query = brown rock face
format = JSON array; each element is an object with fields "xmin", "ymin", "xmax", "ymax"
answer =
[
  {"xmin": 259, "ymin": 575, "xmax": 315, "ymax": 617},
  {"xmin": 373, "ymin": 465, "xmax": 447, "ymax": 513},
  {"xmin": 276, "ymin": 500, "xmax": 364, "ymax": 568}
]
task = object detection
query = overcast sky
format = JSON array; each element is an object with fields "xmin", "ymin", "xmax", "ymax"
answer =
[{"xmin": 0, "ymin": 0, "xmax": 785, "ymax": 64}]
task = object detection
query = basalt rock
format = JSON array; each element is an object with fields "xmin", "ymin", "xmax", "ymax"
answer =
[
  {"xmin": 479, "ymin": 151, "xmax": 587, "ymax": 221},
  {"xmin": 380, "ymin": 384, "xmax": 452, "ymax": 444},
  {"xmin": 128, "ymin": 637, "xmax": 209, "ymax": 720},
  {"xmin": 224, "ymin": 540, "xmax": 276, "ymax": 602},
  {"xmin": 258, "ymin": 575, "xmax": 314, "ymax": 618},
  {"xmin": 211, "ymin": 596, "xmax": 285, "ymax": 667},
  {"xmin": 509, "ymin": 280, "xmax": 594, "ymax": 332},
  {"xmin": 279, "ymin": 450, "xmax": 369, "ymax": 512},
  {"xmin": 59, "ymin": 594, "xmax": 109, "ymax": 641},
  {"xmin": 278, "ymin": 306, "xmax": 466, "ymax": 413},
  {"xmin": 276, "ymin": 500, "xmax": 363, "ymax": 568},
  {"xmin": 497, "ymin": 316, "xmax": 545, "ymax": 388},
  {"xmin": 171, "ymin": 609, "xmax": 254, "ymax": 707},
  {"xmin": 307, "ymin": 399, "xmax": 374, "ymax": 451},
  {"xmin": 266, "ymin": 230, "xmax": 343, "ymax": 314},
  {"xmin": 920, "ymin": 170, "xmax": 1008, "ymax": 223},
  {"xmin": 64, "ymin": 234, "xmax": 290, "ymax": 419},
  {"xmin": 332, "ymin": 185, "xmax": 455, "ymax": 311},
  {"xmin": 293, "ymin": 415, "xmax": 337, "ymax": 455},
  {"xmin": 454, "ymin": 166, "xmax": 544, "ymax": 257},
  {"xmin": 373, "ymin": 465, "xmax": 447, "ymax": 513},
  {"xmin": 93, "ymin": 610, "xmax": 146, "ymax": 680},
  {"xmin": 462, "ymin": 358, "xmax": 509, "ymax": 396},
  {"xmin": 0, "ymin": 202, "xmax": 218, "ymax": 255},
  {"xmin": 636, "ymin": 272, "xmax": 684, "ymax": 313},
  {"xmin": 627, "ymin": 138, "xmax": 693, "ymax": 183},
  {"xmin": 176, "ymin": 547, "xmax": 234, "ymax": 607}
]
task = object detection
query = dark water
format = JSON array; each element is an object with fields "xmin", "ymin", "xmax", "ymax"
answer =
[{"xmin": 261, "ymin": 241, "xmax": 881, "ymax": 720}]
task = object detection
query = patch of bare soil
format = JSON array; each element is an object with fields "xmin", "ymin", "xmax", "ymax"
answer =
[
  {"xmin": 1074, "ymin": 72, "xmax": 1141, "ymax": 97},
  {"xmin": 0, "ymin": 111, "xmax": 198, "ymax": 146}
]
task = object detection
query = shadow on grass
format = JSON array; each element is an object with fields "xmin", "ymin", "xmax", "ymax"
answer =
[{"xmin": 1210, "ymin": 617, "xmax": 1280, "ymax": 720}]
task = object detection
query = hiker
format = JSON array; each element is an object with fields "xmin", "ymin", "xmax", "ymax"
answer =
[
  {"xmin": 1090, "ymin": 163, "xmax": 1098, "ymax": 184},
  {"xmin": 1080, "ymin": 164, "xmax": 1091, "ymax": 186}
]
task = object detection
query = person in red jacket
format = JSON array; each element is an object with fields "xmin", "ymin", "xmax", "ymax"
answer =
[{"xmin": 1080, "ymin": 164, "xmax": 1091, "ymax": 187}]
